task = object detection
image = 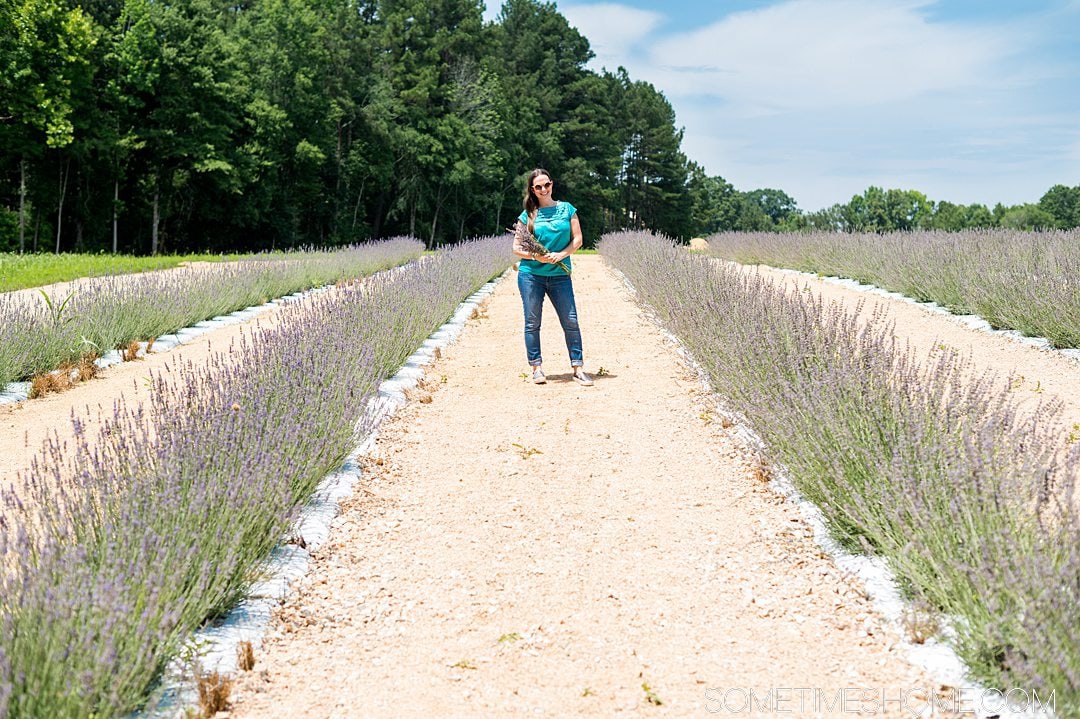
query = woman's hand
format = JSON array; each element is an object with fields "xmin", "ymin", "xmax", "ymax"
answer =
[{"xmin": 545, "ymin": 252, "xmax": 566, "ymax": 263}]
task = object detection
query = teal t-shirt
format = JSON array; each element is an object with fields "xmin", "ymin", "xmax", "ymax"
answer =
[{"xmin": 518, "ymin": 201, "xmax": 577, "ymax": 276}]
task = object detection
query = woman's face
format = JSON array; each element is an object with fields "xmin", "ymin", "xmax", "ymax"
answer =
[{"xmin": 531, "ymin": 174, "xmax": 553, "ymax": 200}]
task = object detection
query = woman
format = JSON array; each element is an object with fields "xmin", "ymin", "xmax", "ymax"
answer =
[{"xmin": 512, "ymin": 168, "xmax": 593, "ymax": 386}]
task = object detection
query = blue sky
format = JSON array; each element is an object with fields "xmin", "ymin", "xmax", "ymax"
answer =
[{"xmin": 482, "ymin": 0, "xmax": 1080, "ymax": 211}]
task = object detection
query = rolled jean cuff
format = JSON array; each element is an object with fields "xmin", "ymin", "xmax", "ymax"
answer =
[{"xmin": 570, "ymin": 360, "xmax": 583, "ymax": 367}]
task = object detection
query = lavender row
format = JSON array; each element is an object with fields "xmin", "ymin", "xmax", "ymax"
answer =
[
  {"xmin": 0, "ymin": 236, "xmax": 515, "ymax": 719},
  {"xmin": 705, "ymin": 229, "xmax": 1080, "ymax": 349},
  {"xmin": 0, "ymin": 239, "xmax": 425, "ymax": 388},
  {"xmin": 600, "ymin": 231, "xmax": 1080, "ymax": 711}
]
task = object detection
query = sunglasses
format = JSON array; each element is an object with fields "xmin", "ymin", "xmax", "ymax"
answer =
[{"xmin": 532, "ymin": 181, "xmax": 553, "ymax": 191}]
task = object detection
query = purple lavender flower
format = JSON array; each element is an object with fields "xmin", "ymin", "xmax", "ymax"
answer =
[
  {"xmin": 0, "ymin": 240, "xmax": 425, "ymax": 388},
  {"xmin": 705, "ymin": 228, "xmax": 1080, "ymax": 349},
  {"xmin": 600, "ymin": 230, "xmax": 1080, "ymax": 706},
  {"xmin": 0, "ymin": 236, "xmax": 514, "ymax": 717}
]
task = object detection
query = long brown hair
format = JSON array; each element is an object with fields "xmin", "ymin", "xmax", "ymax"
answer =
[{"xmin": 522, "ymin": 168, "xmax": 552, "ymax": 235}]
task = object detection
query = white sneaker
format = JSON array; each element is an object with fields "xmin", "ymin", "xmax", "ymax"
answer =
[
  {"xmin": 532, "ymin": 368, "xmax": 547, "ymax": 384},
  {"xmin": 573, "ymin": 369, "xmax": 594, "ymax": 386}
]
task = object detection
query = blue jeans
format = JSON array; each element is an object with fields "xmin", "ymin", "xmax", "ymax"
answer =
[{"xmin": 517, "ymin": 271, "xmax": 583, "ymax": 367}]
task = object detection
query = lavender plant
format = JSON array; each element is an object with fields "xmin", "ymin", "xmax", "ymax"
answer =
[
  {"xmin": 600, "ymin": 231, "xmax": 1080, "ymax": 712},
  {"xmin": 0, "ymin": 240, "xmax": 425, "ymax": 388},
  {"xmin": 0, "ymin": 236, "xmax": 514, "ymax": 718},
  {"xmin": 706, "ymin": 229, "xmax": 1080, "ymax": 349}
]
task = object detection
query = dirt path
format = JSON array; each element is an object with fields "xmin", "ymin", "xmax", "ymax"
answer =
[{"xmin": 231, "ymin": 256, "xmax": 933, "ymax": 717}]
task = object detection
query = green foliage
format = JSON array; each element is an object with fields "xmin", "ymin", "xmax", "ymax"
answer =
[
  {"xmin": 0, "ymin": 0, "xmax": 700, "ymax": 252},
  {"xmin": 743, "ymin": 188, "xmax": 797, "ymax": 225},
  {"xmin": 687, "ymin": 169, "xmax": 801, "ymax": 235},
  {"xmin": 0, "ymin": 207, "xmax": 18, "ymax": 252},
  {"xmin": 1038, "ymin": 183, "xmax": 1080, "ymax": 229},
  {"xmin": 999, "ymin": 203, "xmax": 1057, "ymax": 230},
  {"xmin": 843, "ymin": 186, "xmax": 932, "ymax": 232},
  {"xmin": 716, "ymin": 183, "xmax": 1071, "ymax": 236},
  {"xmin": 613, "ymin": 70, "xmax": 693, "ymax": 238},
  {"xmin": 924, "ymin": 200, "xmax": 997, "ymax": 231},
  {"xmin": 0, "ymin": 0, "xmax": 96, "ymax": 150},
  {"xmin": 687, "ymin": 165, "xmax": 741, "ymax": 234}
]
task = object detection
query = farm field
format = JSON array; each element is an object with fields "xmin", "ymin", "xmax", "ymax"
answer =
[
  {"xmin": 601, "ymin": 233, "xmax": 1079, "ymax": 712},
  {"xmin": 705, "ymin": 229, "xmax": 1080, "ymax": 349},
  {"xmin": 0, "ymin": 238, "xmax": 514, "ymax": 718},
  {"xmin": 742, "ymin": 261, "xmax": 1080, "ymax": 441},
  {"xmin": 2, "ymin": 242, "xmax": 1077, "ymax": 717},
  {"xmin": 227, "ymin": 254, "xmax": 936, "ymax": 717},
  {"xmin": 0, "ymin": 271, "xmax": 308, "ymax": 488},
  {"xmin": 0, "ymin": 241, "xmax": 423, "ymax": 391}
]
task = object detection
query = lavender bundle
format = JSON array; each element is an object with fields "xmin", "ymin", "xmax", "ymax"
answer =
[{"xmin": 513, "ymin": 221, "xmax": 570, "ymax": 275}]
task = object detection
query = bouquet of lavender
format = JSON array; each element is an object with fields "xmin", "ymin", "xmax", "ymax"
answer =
[{"xmin": 513, "ymin": 221, "xmax": 571, "ymax": 275}]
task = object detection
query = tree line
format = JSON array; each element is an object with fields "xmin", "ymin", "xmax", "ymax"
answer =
[
  {"xmin": 691, "ymin": 180, "xmax": 1080, "ymax": 235},
  {"xmin": 0, "ymin": 0, "xmax": 697, "ymax": 253},
  {"xmin": 4, "ymin": 0, "xmax": 1076, "ymax": 254}
]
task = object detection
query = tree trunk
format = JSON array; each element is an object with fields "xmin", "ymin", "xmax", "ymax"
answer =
[
  {"xmin": 18, "ymin": 160, "xmax": 27, "ymax": 254},
  {"xmin": 55, "ymin": 158, "xmax": 70, "ymax": 254},
  {"xmin": 112, "ymin": 180, "xmax": 119, "ymax": 253},
  {"xmin": 336, "ymin": 119, "xmax": 343, "ymax": 195},
  {"xmin": 372, "ymin": 192, "xmax": 385, "ymax": 238},
  {"xmin": 351, "ymin": 180, "xmax": 366, "ymax": 232},
  {"xmin": 151, "ymin": 188, "xmax": 160, "ymax": 255},
  {"xmin": 429, "ymin": 181, "xmax": 448, "ymax": 247},
  {"xmin": 494, "ymin": 179, "xmax": 517, "ymax": 234},
  {"xmin": 32, "ymin": 211, "xmax": 41, "ymax": 252}
]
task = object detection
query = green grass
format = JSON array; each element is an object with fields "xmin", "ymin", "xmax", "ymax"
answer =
[{"xmin": 0, "ymin": 252, "xmax": 250, "ymax": 293}]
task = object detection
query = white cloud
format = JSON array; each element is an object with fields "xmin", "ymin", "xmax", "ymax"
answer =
[
  {"xmin": 560, "ymin": 3, "xmax": 665, "ymax": 72},
  {"xmin": 643, "ymin": 0, "xmax": 1015, "ymax": 113},
  {"xmin": 486, "ymin": 0, "xmax": 1075, "ymax": 210}
]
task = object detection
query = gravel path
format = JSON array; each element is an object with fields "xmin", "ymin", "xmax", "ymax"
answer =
[{"xmin": 230, "ymin": 256, "xmax": 933, "ymax": 717}]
